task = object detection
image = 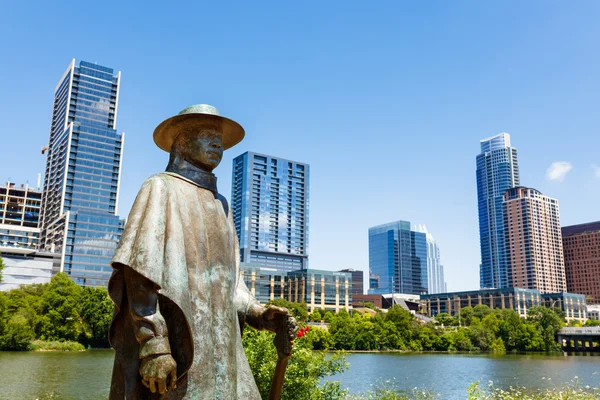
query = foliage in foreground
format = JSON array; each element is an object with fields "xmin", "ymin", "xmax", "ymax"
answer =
[
  {"xmin": 243, "ymin": 328, "xmax": 348, "ymax": 400},
  {"xmin": 467, "ymin": 380, "xmax": 600, "ymax": 400}
]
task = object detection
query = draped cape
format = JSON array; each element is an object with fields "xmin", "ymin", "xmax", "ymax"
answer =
[{"xmin": 108, "ymin": 173, "xmax": 259, "ymax": 399}]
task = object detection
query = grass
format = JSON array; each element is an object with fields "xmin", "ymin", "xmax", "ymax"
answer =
[
  {"xmin": 342, "ymin": 378, "xmax": 600, "ymax": 399},
  {"xmin": 466, "ymin": 380, "xmax": 600, "ymax": 400},
  {"xmin": 30, "ymin": 340, "xmax": 85, "ymax": 352}
]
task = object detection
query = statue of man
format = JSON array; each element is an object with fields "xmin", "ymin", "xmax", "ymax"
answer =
[{"xmin": 108, "ymin": 104, "xmax": 298, "ymax": 399}]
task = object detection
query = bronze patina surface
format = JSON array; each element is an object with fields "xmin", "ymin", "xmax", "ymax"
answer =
[{"xmin": 108, "ymin": 105, "xmax": 297, "ymax": 399}]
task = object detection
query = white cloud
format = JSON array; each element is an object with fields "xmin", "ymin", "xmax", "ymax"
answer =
[
  {"xmin": 546, "ymin": 161, "xmax": 573, "ymax": 182},
  {"xmin": 592, "ymin": 164, "xmax": 600, "ymax": 179}
]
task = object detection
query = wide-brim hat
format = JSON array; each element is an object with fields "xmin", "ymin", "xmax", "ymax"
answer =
[{"xmin": 153, "ymin": 104, "xmax": 245, "ymax": 152}]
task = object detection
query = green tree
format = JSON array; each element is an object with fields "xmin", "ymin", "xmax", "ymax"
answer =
[
  {"xmin": 0, "ymin": 256, "xmax": 4, "ymax": 283},
  {"xmin": 0, "ymin": 292, "xmax": 8, "ymax": 338},
  {"xmin": 460, "ymin": 306, "xmax": 475, "ymax": 326},
  {"xmin": 329, "ymin": 309, "xmax": 357, "ymax": 350},
  {"xmin": 0, "ymin": 314, "xmax": 34, "ymax": 351},
  {"xmin": 80, "ymin": 287, "xmax": 113, "ymax": 347},
  {"xmin": 322, "ymin": 311, "xmax": 334, "ymax": 324},
  {"xmin": 266, "ymin": 299, "xmax": 309, "ymax": 324},
  {"xmin": 37, "ymin": 273, "xmax": 83, "ymax": 341},
  {"xmin": 473, "ymin": 304, "xmax": 492, "ymax": 320},
  {"xmin": 527, "ymin": 306, "xmax": 563, "ymax": 351},
  {"xmin": 451, "ymin": 328, "xmax": 473, "ymax": 351},
  {"xmin": 304, "ymin": 326, "xmax": 332, "ymax": 350},
  {"xmin": 385, "ymin": 305, "xmax": 414, "ymax": 337},
  {"xmin": 435, "ymin": 312, "xmax": 458, "ymax": 327},
  {"xmin": 468, "ymin": 324, "xmax": 494, "ymax": 351},
  {"xmin": 489, "ymin": 337, "xmax": 506, "ymax": 353},
  {"xmin": 354, "ymin": 315, "xmax": 377, "ymax": 350},
  {"xmin": 310, "ymin": 309, "xmax": 322, "ymax": 322}
]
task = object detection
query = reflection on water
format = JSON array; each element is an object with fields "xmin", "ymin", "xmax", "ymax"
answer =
[{"xmin": 0, "ymin": 350, "xmax": 598, "ymax": 399}]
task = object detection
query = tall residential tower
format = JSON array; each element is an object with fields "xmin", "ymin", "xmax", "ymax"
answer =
[
  {"xmin": 476, "ymin": 133, "xmax": 520, "ymax": 289},
  {"xmin": 503, "ymin": 187, "xmax": 566, "ymax": 293},
  {"xmin": 39, "ymin": 59, "xmax": 124, "ymax": 287},
  {"xmin": 231, "ymin": 152, "xmax": 309, "ymax": 271}
]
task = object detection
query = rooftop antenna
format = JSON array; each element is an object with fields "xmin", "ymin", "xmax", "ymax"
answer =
[{"xmin": 37, "ymin": 174, "xmax": 42, "ymax": 191}]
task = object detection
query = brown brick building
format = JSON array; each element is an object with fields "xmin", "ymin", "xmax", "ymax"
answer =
[{"xmin": 562, "ymin": 221, "xmax": 600, "ymax": 304}]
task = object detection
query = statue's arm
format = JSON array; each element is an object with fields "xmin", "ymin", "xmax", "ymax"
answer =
[
  {"xmin": 234, "ymin": 278, "xmax": 265, "ymax": 330},
  {"xmin": 124, "ymin": 266, "xmax": 171, "ymax": 357}
]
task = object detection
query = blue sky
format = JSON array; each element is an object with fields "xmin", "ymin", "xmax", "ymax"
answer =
[{"xmin": 1, "ymin": 1, "xmax": 599, "ymax": 292}]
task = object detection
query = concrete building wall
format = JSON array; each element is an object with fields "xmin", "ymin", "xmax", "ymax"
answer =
[{"xmin": 0, "ymin": 250, "xmax": 54, "ymax": 291}]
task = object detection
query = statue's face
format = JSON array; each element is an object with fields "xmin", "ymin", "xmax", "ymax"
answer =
[{"xmin": 182, "ymin": 127, "xmax": 224, "ymax": 171}]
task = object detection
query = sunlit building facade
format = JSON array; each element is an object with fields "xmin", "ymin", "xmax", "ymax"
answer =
[
  {"xmin": 368, "ymin": 220, "xmax": 428, "ymax": 295},
  {"xmin": 503, "ymin": 187, "xmax": 566, "ymax": 293},
  {"xmin": 39, "ymin": 59, "xmax": 124, "ymax": 287},
  {"xmin": 240, "ymin": 264, "xmax": 352, "ymax": 312},
  {"xmin": 476, "ymin": 133, "xmax": 520, "ymax": 289},
  {"xmin": 414, "ymin": 225, "xmax": 446, "ymax": 294},
  {"xmin": 232, "ymin": 152, "xmax": 309, "ymax": 271}
]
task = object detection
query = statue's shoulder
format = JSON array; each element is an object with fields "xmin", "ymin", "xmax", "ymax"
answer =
[{"xmin": 140, "ymin": 172, "xmax": 176, "ymax": 189}]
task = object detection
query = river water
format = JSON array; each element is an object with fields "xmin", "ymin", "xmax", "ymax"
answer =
[{"xmin": 0, "ymin": 350, "xmax": 598, "ymax": 399}]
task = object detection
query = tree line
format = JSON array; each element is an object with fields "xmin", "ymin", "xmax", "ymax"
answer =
[
  {"xmin": 0, "ymin": 273, "xmax": 112, "ymax": 350},
  {"xmin": 270, "ymin": 299, "xmax": 599, "ymax": 353},
  {"xmin": 1, "ymin": 274, "xmax": 597, "ymax": 352}
]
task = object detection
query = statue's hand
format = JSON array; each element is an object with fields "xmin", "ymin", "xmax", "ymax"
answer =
[
  {"xmin": 261, "ymin": 305, "xmax": 299, "ymax": 343},
  {"xmin": 140, "ymin": 354, "xmax": 177, "ymax": 394}
]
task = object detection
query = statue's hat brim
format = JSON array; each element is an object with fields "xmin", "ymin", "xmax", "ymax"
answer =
[{"xmin": 153, "ymin": 104, "xmax": 245, "ymax": 152}]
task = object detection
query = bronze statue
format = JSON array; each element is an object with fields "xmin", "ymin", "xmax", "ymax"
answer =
[{"xmin": 108, "ymin": 104, "xmax": 298, "ymax": 399}]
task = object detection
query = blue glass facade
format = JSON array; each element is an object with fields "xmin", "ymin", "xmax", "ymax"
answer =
[
  {"xmin": 368, "ymin": 221, "xmax": 428, "ymax": 295},
  {"xmin": 476, "ymin": 133, "xmax": 519, "ymax": 289},
  {"xmin": 40, "ymin": 60, "xmax": 124, "ymax": 287},
  {"xmin": 231, "ymin": 152, "xmax": 309, "ymax": 271}
]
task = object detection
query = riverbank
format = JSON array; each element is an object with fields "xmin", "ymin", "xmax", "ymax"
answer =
[{"xmin": 30, "ymin": 340, "xmax": 85, "ymax": 351}]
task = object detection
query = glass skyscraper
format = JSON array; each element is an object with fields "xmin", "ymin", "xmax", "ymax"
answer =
[
  {"xmin": 231, "ymin": 152, "xmax": 309, "ymax": 271},
  {"xmin": 368, "ymin": 221, "xmax": 428, "ymax": 295},
  {"xmin": 39, "ymin": 59, "xmax": 124, "ymax": 287},
  {"xmin": 476, "ymin": 133, "xmax": 520, "ymax": 289},
  {"xmin": 414, "ymin": 225, "xmax": 446, "ymax": 294}
]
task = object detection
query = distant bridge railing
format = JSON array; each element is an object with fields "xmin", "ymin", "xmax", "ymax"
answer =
[{"xmin": 558, "ymin": 327, "xmax": 600, "ymax": 336}]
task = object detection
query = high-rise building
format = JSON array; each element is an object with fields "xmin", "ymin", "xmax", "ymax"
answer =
[
  {"xmin": 339, "ymin": 268, "xmax": 364, "ymax": 295},
  {"xmin": 562, "ymin": 221, "xmax": 600, "ymax": 304},
  {"xmin": 476, "ymin": 133, "xmax": 520, "ymax": 289},
  {"xmin": 503, "ymin": 187, "xmax": 566, "ymax": 293},
  {"xmin": 0, "ymin": 182, "xmax": 42, "ymax": 250},
  {"xmin": 368, "ymin": 221, "xmax": 428, "ymax": 295},
  {"xmin": 414, "ymin": 225, "xmax": 446, "ymax": 294},
  {"xmin": 231, "ymin": 152, "xmax": 309, "ymax": 271},
  {"xmin": 39, "ymin": 59, "xmax": 124, "ymax": 287}
]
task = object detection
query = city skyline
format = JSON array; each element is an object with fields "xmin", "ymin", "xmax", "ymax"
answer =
[{"xmin": 2, "ymin": 3, "xmax": 599, "ymax": 292}]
